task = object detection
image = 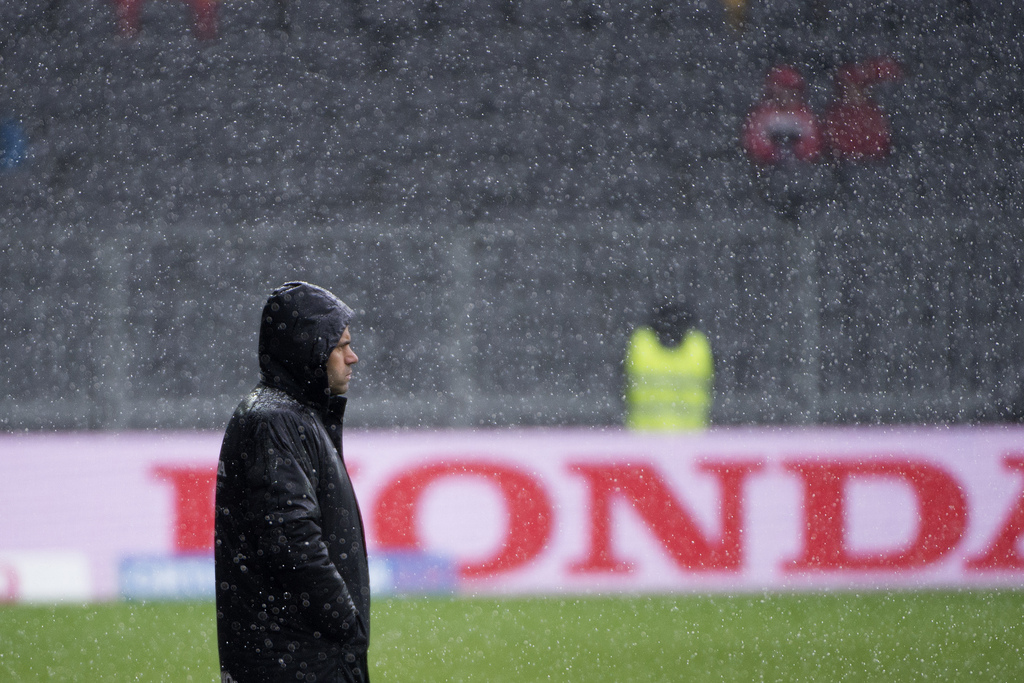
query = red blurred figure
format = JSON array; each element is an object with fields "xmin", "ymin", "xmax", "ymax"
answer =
[
  {"xmin": 824, "ymin": 57, "xmax": 903, "ymax": 161},
  {"xmin": 742, "ymin": 65, "xmax": 824, "ymax": 166},
  {"xmin": 112, "ymin": 0, "xmax": 218, "ymax": 40}
]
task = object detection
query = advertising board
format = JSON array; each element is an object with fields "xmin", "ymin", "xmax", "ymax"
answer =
[{"xmin": 1, "ymin": 427, "xmax": 1022, "ymax": 601}]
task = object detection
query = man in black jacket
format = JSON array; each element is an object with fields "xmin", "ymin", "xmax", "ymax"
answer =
[{"xmin": 215, "ymin": 282, "xmax": 370, "ymax": 683}]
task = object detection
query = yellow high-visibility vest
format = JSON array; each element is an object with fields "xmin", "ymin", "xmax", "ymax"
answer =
[{"xmin": 625, "ymin": 326, "xmax": 714, "ymax": 431}]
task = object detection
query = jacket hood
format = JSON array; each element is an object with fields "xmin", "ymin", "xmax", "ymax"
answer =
[
  {"xmin": 765, "ymin": 64, "xmax": 805, "ymax": 94},
  {"xmin": 258, "ymin": 282, "xmax": 355, "ymax": 409}
]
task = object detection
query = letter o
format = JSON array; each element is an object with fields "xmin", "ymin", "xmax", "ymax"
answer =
[{"xmin": 373, "ymin": 461, "xmax": 553, "ymax": 579}]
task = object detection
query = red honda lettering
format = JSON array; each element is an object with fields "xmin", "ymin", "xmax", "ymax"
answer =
[
  {"xmin": 568, "ymin": 461, "xmax": 763, "ymax": 573},
  {"xmin": 0, "ymin": 563, "xmax": 18, "ymax": 603},
  {"xmin": 786, "ymin": 460, "xmax": 967, "ymax": 571},
  {"xmin": 967, "ymin": 455, "xmax": 1024, "ymax": 570},
  {"xmin": 152, "ymin": 465, "xmax": 217, "ymax": 553},
  {"xmin": 373, "ymin": 462, "xmax": 553, "ymax": 578}
]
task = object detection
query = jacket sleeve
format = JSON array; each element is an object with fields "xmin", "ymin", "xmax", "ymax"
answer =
[
  {"xmin": 792, "ymin": 109, "xmax": 823, "ymax": 162},
  {"xmin": 247, "ymin": 412, "xmax": 367, "ymax": 646},
  {"xmin": 743, "ymin": 108, "xmax": 778, "ymax": 164}
]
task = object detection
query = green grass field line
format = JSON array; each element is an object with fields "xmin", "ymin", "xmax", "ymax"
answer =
[{"xmin": 1, "ymin": 591, "xmax": 1021, "ymax": 681}]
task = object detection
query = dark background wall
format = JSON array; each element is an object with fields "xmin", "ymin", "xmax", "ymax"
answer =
[{"xmin": 1, "ymin": 0, "xmax": 1021, "ymax": 430}]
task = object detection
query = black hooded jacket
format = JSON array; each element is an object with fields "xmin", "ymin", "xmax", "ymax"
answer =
[{"xmin": 215, "ymin": 282, "xmax": 370, "ymax": 683}]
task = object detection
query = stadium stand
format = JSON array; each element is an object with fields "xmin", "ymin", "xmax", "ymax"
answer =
[{"xmin": 0, "ymin": 0, "xmax": 1021, "ymax": 429}]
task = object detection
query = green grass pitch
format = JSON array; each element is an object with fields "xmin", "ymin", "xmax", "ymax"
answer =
[{"xmin": 1, "ymin": 590, "xmax": 1021, "ymax": 681}]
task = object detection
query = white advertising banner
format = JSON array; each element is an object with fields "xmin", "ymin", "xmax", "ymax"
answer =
[{"xmin": 1, "ymin": 427, "xmax": 1023, "ymax": 601}]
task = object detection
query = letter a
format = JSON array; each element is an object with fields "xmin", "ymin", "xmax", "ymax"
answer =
[{"xmin": 967, "ymin": 456, "xmax": 1024, "ymax": 570}]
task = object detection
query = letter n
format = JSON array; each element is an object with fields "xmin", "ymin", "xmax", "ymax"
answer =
[{"xmin": 568, "ymin": 461, "xmax": 763, "ymax": 573}]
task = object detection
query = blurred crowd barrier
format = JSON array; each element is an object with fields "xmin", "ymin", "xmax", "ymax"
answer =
[
  {"xmin": 1, "ymin": 427, "xmax": 1022, "ymax": 602},
  {"xmin": 2, "ymin": 213, "xmax": 1022, "ymax": 431},
  {"xmin": 1, "ymin": 1, "xmax": 1021, "ymax": 430}
]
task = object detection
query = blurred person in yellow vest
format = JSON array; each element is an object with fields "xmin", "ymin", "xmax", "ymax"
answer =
[
  {"xmin": 625, "ymin": 300, "xmax": 714, "ymax": 431},
  {"xmin": 721, "ymin": 0, "xmax": 747, "ymax": 30}
]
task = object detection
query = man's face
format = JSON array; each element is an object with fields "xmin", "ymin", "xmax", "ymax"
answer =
[{"xmin": 326, "ymin": 327, "xmax": 358, "ymax": 395}]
